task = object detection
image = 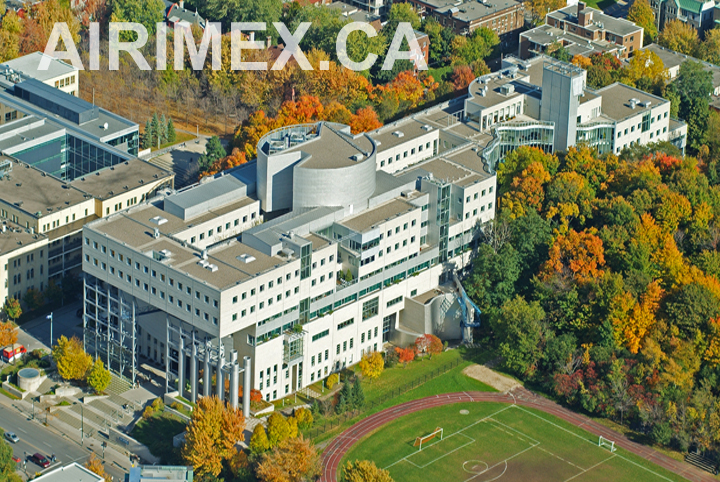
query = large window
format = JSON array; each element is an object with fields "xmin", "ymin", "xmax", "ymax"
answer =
[{"xmin": 362, "ymin": 297, "xmax": 379, "ymax": 321}]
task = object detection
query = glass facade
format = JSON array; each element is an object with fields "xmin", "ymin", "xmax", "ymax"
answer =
[
  {"xmin": 107, "ymin": 131, "xmax": 139, "ymax": 157},
  {"xmin": 576, "ymin": 122, "xmax": 615, "ymax": 156},
  {"xmin": 436, "ymin": 183, "xmax": 450, "ymax": 262},
  {"xmin": 13, "ymin": 136, "xmax": 67, "ymax": 179},
  {"xmin": 481, "ymin": 121, "xmax": 555, "ymax": 173}
]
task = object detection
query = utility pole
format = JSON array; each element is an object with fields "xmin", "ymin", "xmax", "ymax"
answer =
[
  {"xmin": 46, "ymin": 313, "xmax": 53, "ymax": 347},
  {"xmin": 31, "ymin": 399, "xmax": 34, "ymax": 420}
]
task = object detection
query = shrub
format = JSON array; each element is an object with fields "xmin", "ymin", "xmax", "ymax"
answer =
[
  {"xmin": 384, "ymin": 348, "xmax": 398, "ymax": 368},
  {"xmin": 171, "ymin": 402, "xmax": 182, "ymax": 411},
  {"xmin": 326, "ymin": 373, "xmax": 339, "ymax": 389},
  {"xmin": 142, "ymin": 406, "xmax": 154, "ymax": 420},
  {"xmin": 250, "ymin": 389, "xmax": 263, "ymax": 403},
  {"xmin": 151, "ymin": 397, "xmax": 164, "ymax": 412},
  {"xmin": 294, "ymin": 407, "xmax": 314, "ymax": 430}
]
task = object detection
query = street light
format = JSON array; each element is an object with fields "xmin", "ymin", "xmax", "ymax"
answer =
[{"xmin": 46, "ymin": 313, "xmax": 53, "ymax": 347}]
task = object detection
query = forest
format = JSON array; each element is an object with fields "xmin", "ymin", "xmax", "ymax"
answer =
[{"xmin": 467, "ymin": 142, "xmax": 720, "ymax": 457}]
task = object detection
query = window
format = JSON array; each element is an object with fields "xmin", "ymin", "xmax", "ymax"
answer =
[
  {"xmin": 336, "ymin": 344, "xmax": 340, "ymax": 355},
  {"xmin": 362, "ymin": 297, "xmax": 379, "ymax": 320},
  {"xmin": 312, "ymin": 330, "xmax": 329, "ymax": 342},
  {"xmin": 337, "ymin": 318, "xmax": 354, "ymax": 330}
]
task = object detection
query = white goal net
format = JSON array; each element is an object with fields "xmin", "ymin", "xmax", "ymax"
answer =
[
  {"xmin": 599, "ymin": 436, "xmax": 617, "ymax": 452},
  {"xmin": 414, "ymin": 427, "xmax": 443, "ymax": 451}
]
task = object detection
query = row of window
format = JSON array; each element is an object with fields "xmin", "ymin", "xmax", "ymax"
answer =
[
  {"xmin": 188, "ymin": 215, "xmax": 256, "ymax": 244},
  {"xmin": 464, "ymin": 203, "xmax": 493, "ymax": 219},
  {"xmin": 463, "ymin": 187, "xmax": 494, "ymax": 204},
  {"xmin": 379, "ymin": 142, "xmax": 433, "ymax": 168}
]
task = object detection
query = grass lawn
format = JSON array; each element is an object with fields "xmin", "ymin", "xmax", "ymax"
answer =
[
  {"xmin": 131, "ymin": 411, "xmax": 186, "ymax": 464},
  {"xmin": 342, "ymin": 402, "xmax": 687, "ymax": 482},
  {"xmin": 0, "ymin": 387, "xmax": 19, "ymax": 400},
  {"xmin": 150, "ymin": 132, "xmax": 195, "ymax": 152},
  {"xmin": 582, "ymin": 0, "xmax": 617, "ymax": 9},
  {"xmin": 428, "ymin": 65, "xmax": 453, "ymax": 83}
]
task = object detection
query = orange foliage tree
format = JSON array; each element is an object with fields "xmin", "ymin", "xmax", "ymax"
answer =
[
  {"xmin": 611, "ymin": 281, "xmax": 663, "ymax": 353},
  {"xmin": 395, "ymin": 346, "xmax": 415, "ymax": 367},
  {"xmin": 200, "ymin": 148, "xmax": 248, "ymax": 179},
  {"xmin": 542, "ymin": 229, "xmax": 606, "ymax": 283},
  {"xmin": 350, "ymin": 107, "xmax": 383, "ymax": 134}
]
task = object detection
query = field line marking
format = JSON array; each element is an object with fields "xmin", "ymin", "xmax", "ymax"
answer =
[
  {"xmin": 513, "ymin": 406, "xmax": 676, "ymax": 482},
  {"xmin": 485, "ymin": 417, "xmax": 541, "ymax": 445},
  {"xmin": 412, "ymin": 433, "xmax": 477, "ymax": 469},
  {"xmin": 536, "ymin": 446, "xmax": 588, "ymax": 472},
  {"xmin": 464, "ymin": 443, "xmax": 538, "ymax": 482},
  {"xmin": 383, "ymin": 405, "xmax": 514, "ymax": 471},
  {"xmin": 563, "ymin": 454, "xmax": 616, "ymax": 482}
]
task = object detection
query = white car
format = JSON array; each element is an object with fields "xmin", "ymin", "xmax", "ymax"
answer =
[{"xmin": 4, "ymin": 432, "xmax": 19, "ymax": 443}]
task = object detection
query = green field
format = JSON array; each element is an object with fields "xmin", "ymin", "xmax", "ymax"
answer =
[{"xmin": 342, "ymin": 402, "xmax": 687, "ymax": 482}]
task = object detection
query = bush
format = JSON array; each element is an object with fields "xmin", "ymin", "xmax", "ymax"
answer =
[
  {"xmin": 294, "ymin": 407, "xmax": 314, "ymax": 430},
  {"xmin": 151, "ymin": 397, "xmax": 164, "ymax": 412},
  {"xmin": 142, "ymin": 406, "xmax": 154, "ymax": 420},
  {"xmin": 170, "ymin": 402, "xmax": 182, "ymax": 411},
  {"xmin": 384, "ymin": 348, "xmax": 398, "ymax": 368},
  {"xmin": 326, "ymin": 373, "xmax": 339, "ymax": 389}
]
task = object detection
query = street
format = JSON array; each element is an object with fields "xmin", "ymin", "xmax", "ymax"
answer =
[{"xmin": 0, "ymin": 403, "xmax": 125, "ymax": 481}]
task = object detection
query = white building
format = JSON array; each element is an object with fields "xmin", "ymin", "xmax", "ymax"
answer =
[{"xmin": 2, "ymin": 52, "xmax": 79, "ymax": 96}]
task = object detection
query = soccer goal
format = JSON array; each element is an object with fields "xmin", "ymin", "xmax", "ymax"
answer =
[
  {"xmin": 599, "ymin": 436, "xmax": 617, "ymax": 452},
  {"xmin": 414, "ymin": 427, "xmax": 443, "ymax": 451}
]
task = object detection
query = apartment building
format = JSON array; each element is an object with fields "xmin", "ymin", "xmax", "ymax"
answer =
[
  {"xmin": 651, "ymin": 0, "xmax": 715, "ymax": 34},
  {"xmin": 520, "ymin": 2, "xmax": 643, "ymax": 59}
]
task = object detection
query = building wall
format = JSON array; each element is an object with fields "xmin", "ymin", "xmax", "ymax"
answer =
[
  {"xmin": 431, "ymin": 4, "xmax": 525, "ymax": 41},
  {"xmin": 374, "ymin": 130, "xmax": 439, "ymax": 173},
  {"xmin": 1, "ymin": 237, "xmax": 49, "ymax": 307},
  {"xmin": 612, "ymin": 103, "xmax": 672, "ymax": 154}
]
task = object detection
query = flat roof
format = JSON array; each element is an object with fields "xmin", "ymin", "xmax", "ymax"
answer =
[
  {"xmin": 340, "ymin": 197, "xmax": 417, "ymax": 233},
  {"xmin": 468, "ymin": 76, "xmax": 538, "ymax": 110},
  {"xmin": 0, "ymin": 221, "xmax": 46, "ymax": 256},
  {"xmin": 550, "ymin": 5, "xmax": 643, "ymax": 37},
  {"xmin": 128, "ymin": 465, "xmax": 193, "ymax": 482},
  {"xmin": 32, "ymin": 462, "xmax": 103, "ymax": 482},
  {"xmin": 436, "ymin": 0, "xmax": 522, "ymax": 21},
  {"xmin": 69, "ymin": 159, "xmax": 172, "ymax": 200},
  {"xmin": 521, "ymin": 25, "xmax": 621, "ymax": 56},
  {"xmin": 294, "ymin": 124, "xmax": 375, "ymax": 170},
  {"xmin": 2, "ymin": 52, "xmax": 77, "ymax": 82},
  {"xmin": 370, "ymin": 119, "xmax": 437, "ymax": 152},
  {"xmin": 595, "ymin": 83, "xmax": 669, "ymax": 121},
  {"xmin": 413, "ymin": 288, "xmax": 443, "ymax": 305}
]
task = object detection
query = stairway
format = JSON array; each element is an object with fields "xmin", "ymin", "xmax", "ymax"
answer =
[{"xmin": 685, "ymin": 452, "xmax": 718, "ymax": 475}]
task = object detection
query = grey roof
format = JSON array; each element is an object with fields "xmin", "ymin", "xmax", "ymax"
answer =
[
  {"xmin": 166, "ymin": 4, "xmax": 206, "ymax": 28},
  {"xmin": 1, "ymin": 52, "xmax": 76, "ymax": 83},
  {"xmin": 435, "ymin": 0, "xmax": 522, "ymax": 22},
  {"xmin": 70, "ymin": 159, "xmax": 173, "ymax": 200},
  {"xmin": 340, "ymin": 198, "xmax": 417, "ymax": 232},
  {"xmin": 14, "ymin": 79, "xmax": 98, "ymax": 124},
  {"xmin": 32, "ymin": 463, "xmax": 103, "ymax": 482},
  {"xmin": 0, "ymin": 220, "xmax": 47, "ymax": 257},
  {"xmin": 642, "ymin": 44, "xmax": 720, "ymax": 89},
  {"xmin": 164, "ymin": 173, "xmax": 247, "ymax": 220},
  {"xmin": 521, "ymin": 24, "xmax": 623, "ymax": 57},
  {"xmin": 0, "ymin": 118, "xmax": 65, "ymax": 154},
  {"xmin": 549, "ymin": 5, "xmax": 643, "ymax": 36},
  {"xmin": 128, "ymin": 465, "xmax": 193, "ymax": 482},
  {"xmin": 594, "ymin": 83, "xmax": 669, "ymax": 121}
]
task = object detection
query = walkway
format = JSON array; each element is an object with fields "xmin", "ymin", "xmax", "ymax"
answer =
[{"xmin": 320, "ymin": 388, "xmax": 715, "ymax": 482}]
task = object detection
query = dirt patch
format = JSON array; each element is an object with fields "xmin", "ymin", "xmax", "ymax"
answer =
[{"xmin": 463, "ymin": 365, "xmax": 521, "ymax": 393}]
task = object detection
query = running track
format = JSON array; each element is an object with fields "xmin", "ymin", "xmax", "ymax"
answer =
[{"xmin": 320, "ymin": 388, "xmax": 715, "ymax": 482}]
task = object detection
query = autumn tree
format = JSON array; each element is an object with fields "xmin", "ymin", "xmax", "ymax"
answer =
[
  {"xmin": 0, "ymin": 320, "xmax": 17, "ymax": 350},
  {"xmin": 541, "ymin": 229, "xmax": 606, "ymax": 283},
  {"xmin": 200, "ymin": 148, "xmax": 248, "ymax": 180},
  {"xmin": 700, "ymin": 28, "xmax": 720, "ymax": 66},
  {"xmin": 395, "ymin": 346, "xmax": 415, "ymax": 367},
  {"xmin": 87, "ymin": 359, "xmax": 111, "ymax": 394},
  {"xmin": 53, "ymin": 335, "xmax": 92, "ymax": 381},
  {"xmin": 182, "ymin": 395, "xmax": 246, "ymax": 477},
  {"xmin": 350, "ymin": 107, "xmax": 382, "ymax": 134},
  {"xmin": 658, "ymin": 20, "xmax": 698, "ymax": 56},
  {"xmin": 266, "ymin": 412, "xmax": 292, "ymax": 448},
  {"xmin": 359, "ymin": 351, "xmax": 384, "ymax": 381},
  {"xmin": 450, "ymin": 28, "xmax": 499, "ymax": 65},
  {"xmin": 452, "ymin": 65, "xmax": 475, "ymax": 91},
  {"xmin": 22, "ymin": 289, "xmax": 44, "ymax": 312},
  {"xmin": 526, "ymin": 0, "xmax": 565, "ymax": 25},
  {"xmin": 611, "ymin": 281, "xmax": 663, "ymax": 353},
  {"xmin": 344, "ymin": 460, "xmax": 394, "ymax": 482},
  {"xmin": 84, "ymin": 454, "xmax": 111, "ymax": 481},
  {"xmin": 621, "ymin": 49, "xmax": 667, "ymax": 94},
  {"xmin": 628, "ymin": 0, "xmax": 657, "ymax": 44},
  {"xmin": 2, "ymin": 298, "xmax": 21, "ymax": 324},
  {"xmin": 0, "ymin": 438, "xmax": 21, "ymax": 482},
  {"xmin": 256, "ymin": 436, "xmax": 321, "ymax": 482},
  {"xmin": 250, "ymin": 424, "xmax": 271, "ymax": 454}
]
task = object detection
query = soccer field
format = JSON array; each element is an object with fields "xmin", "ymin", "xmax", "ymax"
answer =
[{"xmin": 341, "ymin": 402, "xmax": 688, "ymax": 482}]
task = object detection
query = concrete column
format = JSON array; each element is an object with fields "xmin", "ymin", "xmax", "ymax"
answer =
[
  {"xmin": 242, "ymin": 356, "xmax": 251, "ymax": 418},
  {"xmin": 229, "ymin": 351, "xmax": 239, "ymax": 409},
  {"xmin": 190, "ymin": 344, "xmax": 198, "ymax": 403},
  {"xmin": 216, "ymin": 355, "xmax": 224, "ymax": 400},
  {"xmin": 177, "ymin": 337, "xmax": 184, "ymax": 397},
  {"xmin": 203, "ymin": 348, "xmax": 211, "ymax": 397}
]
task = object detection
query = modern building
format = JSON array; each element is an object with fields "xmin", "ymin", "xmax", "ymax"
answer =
[
  {"xmin": 163, "ymin": 0, "xmax": 206, "ymax": 31},
  {"xmin": 31, "ymin": 462, "xmax": 104, "ymax": 482},
  {"xmin": 520, "ymin": 2, "xmax": 644, "ymax": 59},
  {"xmin": 651, "ymin": 0, "xmax": 715, "ymax": 35},
  {"xmin": 404, "ymin": 0, "xmax": 525, "ymax": 42},
  {"xmin": 127, "ymin": 465, "xmax": 193, "ymax": 482},
  {"xmin": 1, "ymin": 52, "xmax": 79, "ymax": 96},
  {"xmin": 0, "ymin": 155, "xmax": 173, "ymax": 308},
  {"xmin": 327, "ymin": 0, "xmax": 382, "ymax": 25}
]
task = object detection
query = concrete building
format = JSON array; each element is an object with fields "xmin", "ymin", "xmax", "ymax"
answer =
[
  {"xmin": 0, "ymin": 155, "xmax": 173, "ymax": 308},
  {"xmin": 163, "ymin": 0, "xmax": 206, "ymax": 30},
  {"xmin": 520, "ymin": 2, "xmax": 644, "ymax": 59},
  {"xmin": 652, "ymin": 0, "xmax": 715, "ymax": 35},
  {"xmin": 327, "ymin": 1, "xmax": 382, "ymax": 27},
  {"xmin": 31, "ymin": 462, "xmax": 104, "ymax": 482},
  {"xmin": 1, "ymin": 52, "xmax": 79, "ymax": 96},
  {"xmin": 127, "ymin": 465, "xmax": 193, "ymax": 482}
]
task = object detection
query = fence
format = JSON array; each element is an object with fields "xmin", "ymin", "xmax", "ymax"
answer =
[{"xmin": 306, "ymin": 357, "xmax": 462, "ymax": 439}]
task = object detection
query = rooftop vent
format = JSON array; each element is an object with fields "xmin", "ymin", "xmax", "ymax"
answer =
[
  {"xmin": 421, "ymin": 125, "xmax": 433, "ymax": 131},
  {"xmin": 392, "ymin": 131, "xmax": 405, "ymax": 138},
  {"xmin": 629, "ymin": 98, "xmax": 640, "ymax": 109},
  {"xmin": 237, "ymin": 254, "xmax": 256, "ymax": 264},
  {"xmin": 150, "ymin": 216, "xmax": 168, "ymax": 226},
  {"xmin": 201, "ymin": 249, "xmax": 208, "ymax": 261},
  {"xmin": 206, "ymin": 264, "xmax": 218, "ymax": 272},
  {"xmin": 159, "ymin": 249, "xmax": 172, "ymax": 257},
  {"xmin": 643, "ymin": 100, "xmax": 652, "ymax": 108},
  {"xmin": 500, "ymin": 84, "xmax": 515, "ymax": 95},
  {"xmin": 352, "ymin": 153, "xmax": 364, "ymax": 162},
  {"xmin": 153, "ymin": 228, "xmax": 160, "ymax": 239},
  {"xmin": 197, "ymin": 259, "xmax": 209, "ymax": 268},
  {"xmin": 280, "ymin": 248, "xmax": 294, "ymax": 257},
  {"xmin": 401, "ymin": 189, "xmax": 413, "ymax": 198}
]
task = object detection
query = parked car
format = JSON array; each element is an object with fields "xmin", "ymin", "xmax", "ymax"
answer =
[
  {"xmin": 30, "ymin": 453, "xmax": 50, "ymax": 468},
  {"xmin": 4, "ymin": 432, "xmax": 19, "ymax": 443},
  {"xmin": 11, "ymin": 455, "xmax": 20, "ymax": 464},
  {"xmin": 1, "ymin": 345, "xmax": 26, "ymax": 364}
]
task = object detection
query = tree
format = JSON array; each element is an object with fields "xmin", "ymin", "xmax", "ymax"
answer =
[
  {"xmin": 667, "ymin": 60, "xmax": 713, "ymax": 151},
  {"xmin": 109, "ymin": 0, "xmax": 165, "ymax": 37},
  {"xmin": 256, "ymin": 436, "xmax": 321, "ymax": 482},
  {"xmin": 450, "ymin": 28, "xmax": 499, "ymax": 65},
  {"xmin": 2, "ymin": 298, "xmax": 21, "ymax": 323},
  {"xmin": 384, "ymin": 3, "xmax": 421, "ymax": 33},
  {"xmin": 149, "ymin": 113, "xmax": 160, "ymax": 147},
  {"xmin": 45, "ymin": 280, "xmax": 63, "ymax": 306},
  {"xmin": 622, "ymin": 49, "xmax": 667, "ymax": 93},
  {"xmin": 84, "ymin": 454, "xmax": 111, "ymax": 481},
  {"xmin": 452, "ymin": 65, "xmax": 475, "ymax": 91},
  {"xmin": 250, "ymin": 424, "xmax": 271, "ymax": 454},
  {"xmin": 628, "ymin": 0, "xmax": 657, "ymax": 44},
  {"xmin": 395, "ymin": 346, "xmax": 415, "ymax": 367},
  {"xmin": 526, "ymin": 0, "xmax": 565, "ymax": 25},
  {"xmin": 541, "ymin": 229, "xmax": 606, "ymax": 283},
  {"xmin": 182, "ymin": 396, "xmax": 246, "ymax": 477},
  {"xmin": 665, "ymin": 282, "xmax": 720, "ymax": 338},
  {"xmin": 200, "ymin": 0, "xmax": 282, "ymax": 32},
  {"xmin": 0, "ymin": 437, "xmax": 22, "ymax": 482},
  {"xmin": 359, "ymin": 351, "xmax": 384, "ymax": 381},
  {"xmin": 352, "ymin": 376, "xmax": 365, "ymax": 409},
  {"xmin": 167, "ymin": 117, "xmax": 177, "ymax": 144},
  {"xmin": 205, "ymin": 136, "xmax": 227, "ymax": 165},
  {"xmin": 344, "ymin": 460, "xmax": 394, "ymax": 482},
  {"xmin": 266, "ymin": 412, "xmax": 292, "ymax": 447},
  {"xmin": 491, "ymin": 296, "xmax": 545, "ymax": 377},
  {"xmin": 326, "ymin": 373, "xmax": 339, "ymax": 389},
  {"xmin": 87, "ymin": 359, "xmax": 111, "ymax": 394},
  {"xmin": 658, "ymin": 20, "xmax": 698, "ymax": 56},
  {"xmin": 159, "ymin": 114, "xmax": 168, "ymax": 145},
  {"xmin": 0, "ymin": 320, "xmax": 17, "ymax": 350},
  {"xmin": 22, "ymin": 289, "xmax": 44, "ymax": 312},
  {"xmin": 294, "ymin": 407, "xmax": 314, "ymax": 430},
  {"xmin": 53, "ymin": 335, "xmax": 92, "ymax": 381},
  {"xmin": 349, "ymin": 107, "xmax": 382, "ymax": 134},
  {"xmin": 701, "ymin": 29, "xmax": 720, "ymax": 66}
]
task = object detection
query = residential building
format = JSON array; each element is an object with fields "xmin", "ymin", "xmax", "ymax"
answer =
[
  {"xmin": 521, "ymin": 2, "xmax": 644, "ymax": 59},
  {"xmin": 127, "ymin": 465, "xmax": 193, "ymax": 482},
  {"xmin": 1, "ymin": 52, "xmax": 79, "ymax": 96},
  {"xmin": 327, "ymin": 2, "xmax": 381, "ymax": 29},
  {"xmin": 163, "ymin": 0, "xmax": 206, "ymax": 30},
  {"xmin": 652, "ymin": 0, "xmax": 715, "ymax": 34},
  {"xmin": 31, "ymin": 462, "xmax": 104, "ymax": 482}
]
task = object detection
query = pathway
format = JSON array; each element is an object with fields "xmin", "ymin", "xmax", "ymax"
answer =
[{"xmin": 320, "ymin": 388, "xmax": 715, "ymax": 482}]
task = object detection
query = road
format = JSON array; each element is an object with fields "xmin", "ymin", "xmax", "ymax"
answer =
[{"xmin": 0, "ymin": 403, "xmax": 125, "ymax": 481}]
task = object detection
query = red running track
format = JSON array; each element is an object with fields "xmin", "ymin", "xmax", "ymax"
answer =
[{"xmin": 320, "ymin": 388, "xmax": 715, "ymax": 482}]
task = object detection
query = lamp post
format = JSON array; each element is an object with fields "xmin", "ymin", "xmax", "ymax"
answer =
[{"xmin": 46, "ymin": 313, "xmax": 53, "ymax": 347}]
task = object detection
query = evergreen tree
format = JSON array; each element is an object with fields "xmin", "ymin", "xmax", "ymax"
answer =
[
  {"xmin": 352, "ymin": 376, "xmax": 365, "ymax": 409},
  {"xmin": 340, "ymin": 379, "xmax": 354, "ymax": 411},
  {"xmin": 159, "ymin": 114, "xmax": 168, "ymax": 145},
  {"xmin": 142, "ymin": 120, "xmax": 152, "ymax": 150},
  {"xmin": 150, "ymin": 113, "xmax": 160, "ymax": 148},
  {"xmin": 167, "ymin": 117, "xmax": 176, "ymax": 143},
  {"xmin": 335, "ymin": 388, "xmax": 348, "ymax": 414}
]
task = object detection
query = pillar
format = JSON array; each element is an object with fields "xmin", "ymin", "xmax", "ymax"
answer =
[
  {"xmin": 177, "ymin": 336, "xmax": 184, "ymax": 397},
  {"xmin": 229, "ymin": 351, "xmax": 239, "ymax": 409},
  {"xmin": 216, "ymin": 353, "xmax": 224, "ymax": 400},
  {"xmin": 190, "ymin": 344, "xmax": 198, "ymax": 403},
  {"xmin": 242, "ymin": 356, "xmax": 251, "ymax": 418},
  {"xmin": 203, "ymin": 347, "xmax": 211, "ymax": 397}
]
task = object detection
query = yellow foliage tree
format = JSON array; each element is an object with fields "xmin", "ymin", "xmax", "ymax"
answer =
[
  {"xmin": 84, "ymin": 454, "xmax": 111, "ymax": 481},
  {"xmin": 256, "ymin": 436, "xmax": 321, "ymax": 482},
  {"xmin": 344, "ymin": 460, "xmax": 394, "ymax": 482},
  {"xmin": 53, "ymin": 335, "xmax": 92, "ymax": 381},
  {"xmin": 703, "ymin": 316, "xmax": 720, "ymax": 365},
  {"xmin": 358, "ymin": 351, "xmax": 384, "ymax": 381},
  {"xmin": 612, "ymin": 281, "xmax": 663, "ymax": 353}
]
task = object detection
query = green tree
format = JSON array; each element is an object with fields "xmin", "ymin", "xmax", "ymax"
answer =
[
  {"xmin": 466, "ymin": 243, "xmax": 520, "ymax": 310},
  {"xmin": 664, "ymin": 282, "xmax": 720, "ymax": 338},
  {"xmin": 149, "ymin": 113, "xmax": 160, "ymax": 148},
  {"xmin": 22, "ymin": 289, "xmax": 44, "ymax": 312},
  {"xmin": 2, "ymin": 298, "xmax": 21, "ymax": 323},
  {"xmin": 142, "ymin": 119, "xmax": 152, "ymax": 150},
  {"xmin": 44, "ymin": 280, "xmax": 63, "ymax": 306},
  {"xmin": 667, "ymin": 60, "xmax": 713, "ymax": 151},
  {"xmin": 87, "ymin": 358, "xmax": 111, "ymax": 394},
  {"xmin": 200, "ymin": 0, "xmax": 282, "ymax": 32},
  {"xmin": 159, "ymin": 114, "xmax": 168, "ymax": 145},
  {"xmin": 422, "ymin": 18, "xmax": 455, "ymax": 64},
  {"xmin": 249, "ymin": 424, "xmax": 270, "ymax": 454},
  {"xmin": 167, "ymin": 117, "xmax": 177, "ymax": 144},
  {"xmin": 53, "ymin": 335, "xmax": 92, "ymax": 381},
  {"xmin": 0, "ymin": 437, "xmax": 22, "ymax": 482},
  {"xmin": 384, "ymin": 3, "xmax": 421, "ymax": 33},
  {"xmin": 109, "ymin": 0, "xmax": 165, "ymax": 37},
  {"xmin": 491, "ymin": 296, "xmax": 546, "ymax": 377},
  {"xmin": 628, "ymin": 0, "xmax": 657, "ymax": 44},
  {"xmin": 266, "ymin": 412, "xmax": 291, "ymax": 447},
  {"xmin": 450, "ymin": 27, "xmax": 499, "ymax": 65},
  {"xmin": 352, "ymin": 376, "xmax": 365, "ymax": 409}
]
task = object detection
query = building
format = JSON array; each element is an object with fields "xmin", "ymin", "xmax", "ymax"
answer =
[
  {"xmin": 0, "ymin": 155, "xmax": 173, "ymax": 308},
  {"xmin": 127, "ymin": 465, "xmax": 193, "ymax": 482},
  {"xmin": 163, "ymin": 0, "xmax": 206, "ymax": 31},
  {"xmin": 1, "ymin": 52, "xmax": 79, "ymax": 96},
  {"xmin": 327, "ymin": 2, "xmax": 382, "ymax": 29},
  {"xmin": 404, "ymin": 0, "xmax": 524, "ymax": 42},
  {"xmin": 520, "ymin": 2, "xmax": 644, "ymax": 59},
  {"xmin": 652, "ymin": 0, "xmax": 715, "ymax": 35},
  {"xmin": 31, "ymin": 462, "xmax": 104, "ymax": 482}
]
